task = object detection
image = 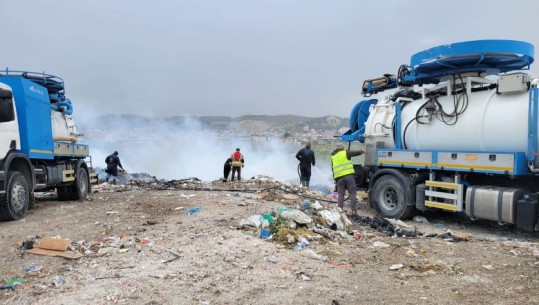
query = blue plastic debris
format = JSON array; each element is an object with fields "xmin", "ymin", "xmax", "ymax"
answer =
[
  {"xmin": 187, "ymin": 206, "xmax": 202, "ymax": 215},
  {"xmin": 260, "ymin": 229, "xmax": 271, "ymax": 239}
]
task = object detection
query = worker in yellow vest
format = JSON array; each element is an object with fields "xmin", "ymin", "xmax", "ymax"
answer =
[
  {"xmin": 331, "ymin": 143, "xmax": 364, "ymax": 215},
  {"xmin": 230, "ymin": 148, "xmax": 245, "ymax": 181}
]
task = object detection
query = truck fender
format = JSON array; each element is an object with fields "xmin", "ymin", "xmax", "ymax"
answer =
[
  {"xmin": 367, "ymin": 168, "xmax": 416, "ymax": 207},
  {"xmin": 1, "ymin": 151, "xmax": 35, "ymax": 192}
]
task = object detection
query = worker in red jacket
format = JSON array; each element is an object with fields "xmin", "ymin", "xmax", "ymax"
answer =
[{"xmin": 230, "ymin": 148, "xmax": 245, "ymax": 181}]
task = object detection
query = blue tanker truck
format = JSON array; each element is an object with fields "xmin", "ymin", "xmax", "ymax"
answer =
[
  {"xmin": 0, "ymin": 70, "xmax": 96, "ymax": 220},
  {"xmin": 342, "ymin": 40, "xmax": 539, "ymax": 231}
]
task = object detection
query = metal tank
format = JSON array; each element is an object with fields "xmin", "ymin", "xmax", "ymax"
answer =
[{"xmin": 361, "ymin": 76, "xmax": 535, "ymax": 153}]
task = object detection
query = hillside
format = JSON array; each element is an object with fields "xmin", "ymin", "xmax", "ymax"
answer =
[{"xmin": 89, "ymin": 114, "xmax": 350, "ymax": 133}]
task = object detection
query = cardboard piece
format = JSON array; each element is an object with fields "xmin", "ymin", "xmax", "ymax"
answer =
[
  {"xmin": 24, "ymin": 236, "xmax": 82, "ymax": 260},
  {"xmin": 26, "ymin": 248, "xmax": 82, "ymax": 260},
  {"xmin": 36, "ymin": 237, "xmax": 71, "ymax": 251}
]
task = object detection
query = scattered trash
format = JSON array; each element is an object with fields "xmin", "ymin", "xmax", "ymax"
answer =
[
  {"xmin": 434, "ymin": 222, "xmax": 445, "ymax": 229},
  {"xmin": 25, "ymin": 265, "xmax": 43, "ymax": 273},
  {"xmin": 278, "ymin": 208, "xmax": 312, "ymax": 224},
  {"xmin": 6, "ymin": 278, "xmax": 22, "ymax": 286},
  {"xmin": 240, "ymin": 215, "xmax": 262, "ymax": 228},
  {"xmin": 312, "ymin": 224, "xmax": 336, "ymax": 240},
  {"xmin": 387, "ymin": 218, "xmax": 411, "ymax": 228},
  {"xmin": 180, "ymin": 193, "xmax": 196, "ymax": 198},
  {"xmin": 187, "ymin": 206, "xmax": 202, "ymax": 215},
  {"xmin": 260, "ymin": 229, "xmax": 271, "ymax": 239},
  {"xmin": 325, "ymin": 260, "xmax": 353, "ymax": 269},
  {"xmin": 406, "ymin": 249, "xmax": 416, "ymax": 256},
  {"xmin": 509, "ymin": 249, "xmax": 521, "ymax": 256},
  {"xmin": 413, "ymin": 215, "xmax": 429, "ymax": 223},
  {"xmin": 20, "ymin": 240, "xmax": 34, "ymax": 250},
  {"xmin": 294, "ymin": 241, "xmax": 309, "ymax": 251},
  {"xmin": 482, "ymin": 264, "xmax": 494, "ymax": 270},
  {"xmin": 425, "ymin": 232, "xmax": 468, "ymax": 243},
  {"xmin": 301, "ymin": 249, "xmax": 328, "ymax": 261},
  {"xmin": 311, "ymin": 201, "xmax": 323, "ymax": 210},
  {"xmin": 0, "ymin": 285, "xmax": 14, "ymax": 290},
  {"xmin": 341, "ymin": 213, "xmax": 353, "ymax": 227},
  {"xmin": 261, "ymin": 213, "xmax": 274, "ymax": 224},
  {"xmin": 141, "ymin": 238, "xmax": 152, "ymax": 245},
  {"xmin": 373, "ymin": 241, "xmax": 390, "ymax": 248},
  {"xmin": 389, "ymin": 263, "xmax": 404, "ymax": 270},
  {"xmin": 296, "ymin": 271, "xmax": 311, "ymax": 281},
  {"xmin": 286, "ymin": 234, "xmax": 295, "ymax": 244},
  {"xmin": 265, "ymin": 257, "xmax": 278, "ymax": 264},
  {"xmin": 348, "ymin": 215, "xmax": 422, "ymax": 238},
  {"xmin": 354, "ymin": 232, "xmax": 363, "ymax": 239},
  {"xmin": 174, "ymin": 207, "xmax": 184, "ymax": 210},
  {"xmin": 53, "ymin": 275, "xmax": 66, "ymax": 288},
  {"xmin": 320, "ymin": 210, "xmax": 344, "ymax": 231}
]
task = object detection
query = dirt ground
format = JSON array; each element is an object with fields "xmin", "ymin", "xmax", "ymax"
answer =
[{"xmin": 1, "ymin": 178, "xmax": 539, "ymax": 305}]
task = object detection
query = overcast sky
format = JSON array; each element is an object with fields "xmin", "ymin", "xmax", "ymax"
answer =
[{"xmin": 1, "ymin": 0, "xmax": 539, "ymax": 118}]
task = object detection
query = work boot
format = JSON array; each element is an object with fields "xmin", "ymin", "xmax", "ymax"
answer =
[{"xmin": 305, "ymin": 181, "xmax": 310, "ymax": 188}]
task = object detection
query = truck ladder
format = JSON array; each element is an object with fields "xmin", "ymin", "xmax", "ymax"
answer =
[
  {"xmin": 85, "ymin": 156, "xmax": 98, "ymax": 184},
  {"xmin": 424, "ymin": 173, "xmax": 464, "ymax": 212}
]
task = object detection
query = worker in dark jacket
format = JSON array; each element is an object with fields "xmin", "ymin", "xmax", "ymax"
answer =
[
  {"xmin": 230, "ymin": 148, "xmax": 244, "ymax": 181},
  {"xmin": 296, "ymin": 141, "xmax": 315, "ymax": 188},
  {"xmin": 105, "ymin": 151, "xmax": 124, "ymax": 184},
  {"xmin": 331, "ymin": 143, "xmax": 364, "ymax": 215}
]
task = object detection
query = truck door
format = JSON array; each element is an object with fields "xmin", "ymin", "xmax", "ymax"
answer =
[{"xmin": 0, "ymin": 84, "xmax": 20, "ymax": 154}]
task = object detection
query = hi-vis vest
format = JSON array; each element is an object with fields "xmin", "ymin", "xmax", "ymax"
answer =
[
  {"xmin": 331, "ymin": 150, "xmax": 355, "ymax": 179},
  {"xmin": 231, "ymin": 151, "xmax": 243, "ymax": 167}
]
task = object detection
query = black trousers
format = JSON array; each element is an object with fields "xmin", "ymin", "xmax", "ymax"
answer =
[
  {"xmin": 224, "ymin": 163, "xmax": 231, "ymax": 180},
  {"xmin": 231, "ymin": 166, "xmax": 241, "ymax": 181},
  {"xmin": 299, "ymin": 163, "xmax": 312, "ymax": 182}
]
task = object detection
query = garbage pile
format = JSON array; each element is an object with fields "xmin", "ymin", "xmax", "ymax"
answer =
[
  {"xmin": 238, "ymin": 198, "xmax": 421, "ymax": 256},
  {"xmin": 91, "ymin": 174, "xmax": 335, "ymax": 204}
]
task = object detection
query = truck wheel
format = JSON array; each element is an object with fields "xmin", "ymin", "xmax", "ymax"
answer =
[
  {"xmin": 0, "ymin": 172, "xmax": 30, "ymax": 220},
  {"xmin": 371, "ymin": 175, "xmax": 415, "ymax": 219},
  {"xmin": 68, "ymin": 167, "xmax": 89, "ymax": 200}
]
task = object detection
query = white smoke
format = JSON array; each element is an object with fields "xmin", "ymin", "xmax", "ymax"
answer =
[{"xmin": 73, "ymin": 105, "xmax": 334, "ymax": 187}]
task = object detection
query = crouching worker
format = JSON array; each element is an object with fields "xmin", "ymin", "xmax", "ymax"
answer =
[
  {"xmin": 223, "ymin": 158, "xmax": 232, "ymax": 181},
  {"xmin": 331, "ymin": 143, "xmax": 364, "ymax": 215},
  {"xmin": 105, "ymin": 151, "xmax": 124, "ymax": 184}
]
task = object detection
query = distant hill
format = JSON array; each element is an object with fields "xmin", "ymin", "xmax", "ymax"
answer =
[{"xmin": 88, "ymin": 114, "xmax": 349, "ymax": 133}]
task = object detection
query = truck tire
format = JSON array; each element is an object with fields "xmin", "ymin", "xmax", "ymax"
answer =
[
  {"xmin": 371, "ymin": 174, "xmax": 415, "ymax": 219},
  {"xmin": 0, "ymin": 171, "xmax": 30, "ymax": 220},
  {"xmin": 68, "ymin": 167, "xmax": 89, "ymax": 200}
]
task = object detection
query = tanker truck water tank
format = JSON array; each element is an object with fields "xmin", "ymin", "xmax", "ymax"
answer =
[
  {"xmin": 400, "ymin": 88, "xmax": 528, "ymax": 152},
  {"xmin": 51, "ymin": 111, "xmax": 78, "ymax": 143}
]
